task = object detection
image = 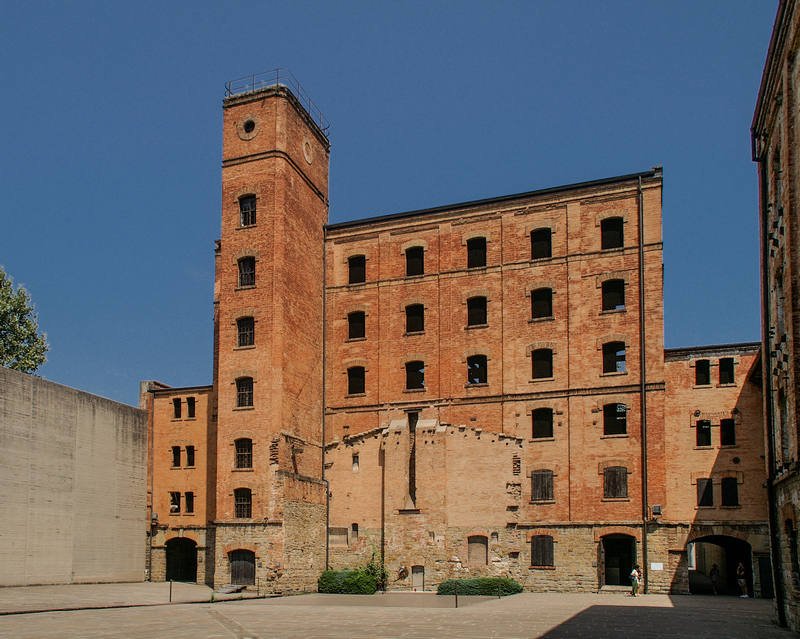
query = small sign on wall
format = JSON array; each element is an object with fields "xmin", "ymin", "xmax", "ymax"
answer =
[{"xmin": 650, "ymin": 562, "xmax": 664, "ymax": 571}]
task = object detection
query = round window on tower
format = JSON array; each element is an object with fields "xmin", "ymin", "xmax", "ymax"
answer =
[
  {"xmin": 237, "ymin": 116, "xmax": 259, "ymax": 140},
  {"xmin": 303, "ymin": 139, "xmax": 314, "ymax": 164},
  {"xmin": 243, "ymin": 120, "xmax": 255, "ymax": 133}
]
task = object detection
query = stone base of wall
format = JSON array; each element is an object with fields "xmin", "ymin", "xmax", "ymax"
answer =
[{"xmin": 150, "ymin": 526, "xmax": 211, "ymax": 586}]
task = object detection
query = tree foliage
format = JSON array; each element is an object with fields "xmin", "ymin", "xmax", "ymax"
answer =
[{"xmin": 0, "ymin": 267, "xmax": 48, "ymax": 373}]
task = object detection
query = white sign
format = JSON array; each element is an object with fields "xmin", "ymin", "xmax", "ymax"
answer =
[{"xmin": 650, "ymin": 562, "xmax": 664, "ymax": 571}]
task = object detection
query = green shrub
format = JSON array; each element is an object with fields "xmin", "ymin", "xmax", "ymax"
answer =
[
  {"xmin": 318, "ymin": 569, "xmax": 378, "ymax": 594},
  {"xmin": 437, "ymin": 577, "xmax": 523, "ymax": 596}
]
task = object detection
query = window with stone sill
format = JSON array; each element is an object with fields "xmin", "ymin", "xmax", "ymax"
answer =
[
  {"xmin": 531, "ymin": 288, "xmax": 553, "ymax": 320},
  {"xmin": 531, "ymin": 535, "xmax": 554, "ymax": 567}
]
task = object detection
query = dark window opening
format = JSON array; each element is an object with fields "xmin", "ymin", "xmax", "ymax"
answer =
[
  {"xmin": 467, "ymin": 296, "xmax": 487, "ymax": 326},
  {"xmin": 186, "ymin": 445, "xmax": 195, "ymax": 467},
  {"xmin": 238, "ymin": 257, "xmax": 255, "ymax": 287},
  {"xmin": 530, "ymin": 228, "xmax": 552, "ymax": 260},
  {"xmin": 408, "ymin": 411, "xmax": 418, "ymax": 504},
  {"xmin": 603, "ymin": 403, "xmax": 627, "ymax": 435},
  {"xmin": 169, "ymin": 491, "xmax": 181, "ymax": 514},
  {"xmin": 721, "ymin": 477, "xmax": 739, "ymax": 506},
  {"xmin": 602, "ymin": 341, "xmax": 627, "ymax": 374},
  {"xmin": 406, "ymin": 246, "xmax": 424, "ymax": 276},
  {"xmin": 348, "ymin": 255, "xmax": 366, "ymax": 284},
  {"xmin": 467, "ymin": 237, "xmax": 487, "ymax": 268},
  {"xmin": 467, "ymin": 355, "xmax": 488, "ymax": 385},
  {"xmin": 351, "ymin": 523, "xmax": 359, "ymax": 541},
  {"xmin": 531, "ymin": 470, "xmax": 554, "ymax": 502},
  {"xmin": 532, "ymin": 349, "xmax": 553, "ymax": 379},
  {"xmin": 532, "ymin": 408, "xmax": 554, "ymax": 439},
  {"xmin": 236, "ymin": 377, "xmax": 253, "ymax": 407},
  {"xmin": 235, "ymin": 438, "xmax": 253, "ymax": 469},
  {"xmin": 234, "ymin": 488, "xmax": 252, "ymax": 518},
  {"xmin": 186, "ymin": 397, "xmax": 196, "ymax": 418},
  {"xmin": 602, "ymin": 279, "xmax": 625, "ymax": 311},
  {"xmin": 719, "ymin": 357, "xmax": 735, "ymax": 384},
  {"xmin": 531, "ymin": 288, "xmax": 553, "ymax": 319},
  {"xmin": 171, "ymin": 446, "xmax": 181, "ymax": 468},
  {"xmin": 695, "ymin": 359, "xmax": 711, "ymax": 385},
  {"xmin": 405, "ymin": 361, "xmax": 425, "ymax": 390},
  {"xmin": 696, "ymin": 420, "xmax": 712, "ymax": 447},
  {"xmin": 405, "ymin": 304, "xmax": 424, "ymax": 333},
  {"xmin": 185, "ymin": 492, "xmax": 194, "ymax": 514},
  {"xmin": 720, "ymin": 418, "xmax": 736, "ymax": 446},
  {"xmin": 697, "ymin": 478, "xmax": 713, "ymax": 507},
  {"xmin": 601, "ymin": 217, "xmax": 624, "ymax": 249},
  {"xmin": 172, "ymin": 398, "xmax": 181, "ymax": 419},
  {"xmin": 604, "ymin": 466, "xmax": 628, "ymax": 498},
  {"xmin": 237, "ymin": 316, "xmax": 255, "ymax": 347},
  {"xmin": 348, "ymin": 311, "xmax": 366, "ymax": 339},
  {"xmin": 531, "ymin": 535, "xmax": 554, "ymax": 567},
  {"xmin": 347, "ymin": 366, "xmax": 365, "ymax": 395},
  {"xmin": 239, "ymin": 195, "xmax": 256, "ymax": 227}
]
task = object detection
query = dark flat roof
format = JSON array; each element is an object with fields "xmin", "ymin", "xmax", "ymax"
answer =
[
  {"xmin": 326, "ymin": 167, "xmax": 662, "ymax": 231},
  {"xmin": 664, "ymin": 341, "xmax": 760, "ymax": 358},
  {"xmin": 150, "ymin": 384, "xmax": 213, "ymax": 395}
]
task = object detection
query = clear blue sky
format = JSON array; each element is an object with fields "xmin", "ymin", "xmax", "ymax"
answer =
[{"xmin": 0, "ymin": 1, "xmax": 776, "ymax": 406}]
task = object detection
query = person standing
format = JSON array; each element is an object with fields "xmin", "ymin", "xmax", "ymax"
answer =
[
  {"xmin": 736, "ymin": 562, "xmax": 748, "ymax": 598},
  {"xmin": 630, "ymin": 564, "xmax": 642, "ymax": 597},
  {"xmin": 709, "ymin": 564, "xmax": 720, "ymax": 595}
]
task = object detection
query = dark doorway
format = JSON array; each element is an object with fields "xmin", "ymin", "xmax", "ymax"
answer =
[
  {"xmin": 165, "ymin": 537, "xmax": 197, "ymax": 582},
  {"xmin": 689, "ymin": 535, "xmax": 754, "ymax": 596},
  {"xmin": 229, "ymin": 549, "xmax": 256, "ymax": 585},
  {"xmin": 602, "ymin": 534, "xmax": 635, "ymax": 586}
]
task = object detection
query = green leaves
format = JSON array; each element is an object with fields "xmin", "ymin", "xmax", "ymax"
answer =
[{"xmin": 0, "ymin": 267, "xmax": 48, "ymax": 373}]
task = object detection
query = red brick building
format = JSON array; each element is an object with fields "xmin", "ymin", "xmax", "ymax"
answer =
[{"xmin": 143, "ymin": 74, "xmax": 768, "ymax": 595}]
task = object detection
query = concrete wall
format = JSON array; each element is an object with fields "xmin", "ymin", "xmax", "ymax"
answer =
[{"xmin": 0, "ymin": 367, "xmax": 147, "ymax": 586}]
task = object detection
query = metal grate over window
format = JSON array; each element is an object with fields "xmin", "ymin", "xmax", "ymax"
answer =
[{"xmin": 239, "ymin": 195, "xmax": 256, "ymax": 227}]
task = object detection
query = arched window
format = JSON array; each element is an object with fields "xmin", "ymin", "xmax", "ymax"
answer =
[
  {"xmin": 603, "ymin": 466, "xmax": 628, "ymax": 498},
  {"xmin": 467, "ymin": 296, "xmax": 487, "ymax": 326},
  {"xmin": 532, "ymin": 349, "xmax": 553, "ymax": 379},
  {"xmin": 532, "ymin": 408, "xmax": 554, "ymax": 439},
  {"xmin": 237, "ymin": 316, "xmax": 255, "ymax": 347},
  {"xmin": 405, "ymin": 304, "xmax": 424, "ymax": 333},
  {"xmin": 406, "ymin": 246, "xmax": 424, "ymax": 276},
  {"xmin": 468, "ymin": 535, "xmax": 488, "ymax": 566},
  {"xmin": 466, "ymin": 237, "xmax": 487, "ymax": 268},
  {"xmin": 602, "ymin": 279, "xmax": 625, "ymax": 311},
  {"xmin": 236, "ymin": 377, "xmax": 253, "ymax": 407},
  {"xmin": 530, "ymin": 228, "xmax": 552, "ymax": 259},
  {"xmin": 603, "ymin": 403, "xmax": 627, "ymax": 435},
  {"xmin": 237, "ymin": 257, "xmax": 255, "ymax": 287},
  {"xmin": 239, "ymin": 195, "xmax": 256, "ymax": 227},
  {"xmin": 405, "ymin": 361, "xmax": 425, "ymax": 390},
  {"xmin": 531, "ymin": 288, "xmax": 553, "ymax": 319},
  {"xmin": 347, "ymin": 311, "xmax": 366, "ymax": 340},
  {"xmin": 347, "ymin": 366, "xmax": 365, "ymax": 395},
  {"xmin": 602, "ymin": 341, "xmax": 626, "ymax": 373},
  {"xmin": 531, "ymin": 535, "xmax": 554, "ymax": 567},
  {"xmin": 348, "ymin": 255, "xmax": 366, "ymax": 284},
  {"xmin": 601, "ymin": 217, "xmax": 624, "ymax": 249},
  {"xmin": 467, "ymin": 355, "xmax": 488, "ymax": 385},
  {"xmin": 233, "ymin": 488, "xmax": 252, "ymax": 518},
  {"xmin": 234, "ymin": 438, "xmax": 253, "ymax": 469}
]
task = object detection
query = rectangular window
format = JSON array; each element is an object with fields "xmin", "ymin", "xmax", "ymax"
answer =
[
  {"xmin": 236, "ymin": 377, "xmax": 254, "ymax": 407},
  {"xmin": 234, "ymin": 488, "xmax": 252, "ymax": 518},
  {"xmin": 239, "ymin": 195, "xmax": 256, "ymax": 227},
  {"xmin": 720, "ymin": 419, "xmax": 736, "ymax": 446},
  {"xmin": 602, "ymin": 341, "xmax": 626, "ymax": 374},
  {"xmin": 697, "ymin": 478, "xmax": 713, "ymax": 507},
  {"xmin": 238, "ymin": 257, "xmax": 256, "ymax": 287},
  {"xmin": 467, "ymin": 355, "xmax": 488, "ymax": 384},
  {"xmin": 406, "ymin": 246, "xmax": 424, "ymax": 276},
  {"xmin": 235, "ymin": 439, "xmax": 253, "ymax": 469},
  {"xmin": 351, "ymin": 523, "xmax": 359, "ymax": 542},
  {"xmin": 467, "ymin": 297, "xmax": 487, "ymax": 326},
  {"xmin": 467, "ymin": 237, "xmax": 487, "ymax": 268},
  {"xmin": 532, "ymin": 408, "xmax": 554, "ymax": 439},
  {"xmin": 405, "ymin": 304, "xmax": 424, "ymax": 333},
  {"xmin": 348, "ymin": 255, "xmax": 366, "ymax": 284},
  {"xmin": 185, "ymin": 491, "xmax": 195, "ymax": 514},
  {"xmin": 603, "ymin": 466, "xmax": 628, "ymax": 498},
  {"xmin": 696, "ymin": 420, "xmax": 712, "ymax": 447},
  {"xmin": 532, "ymin": 349, "xmax": 553, "ymax": 379},
  {"xmin": 352, "ymin": 453, "xmax": 359, "ymax": 472},
  {"xmin": 721, "ymin": 477, "xmax": 739, "ymax": 506},
  {"xmin": 531, "ymin": 288, "xmax": 553, "ymax": 319},
  {"xmin": 348, "ymin": 311, "xmax": 366, "ymax": 339},
  {"xmin": 603, "ymin": 403, "xmax": 627, "ymax": 436},
  {"xmin": 347, "ymin": 367, "xmax": 365, "ymax": 395},
  {"xmin": 531, "ymin": 470, "xmax": 554, "ymax": 502},
  {"xmin": 237, "ymin": 317, "xmax": 255, "ymax": 347},
  {"xmin": 186, "ymin": 397, "xmax": 196, "ymax": 418},
  {"xmin": 172, "ymin": 398, "xmax": 181, "ymax": 419},
  {"xmin": 171, "ymin": 446, "xmax": 181, "ymax": 467},
  {"xmin": 695, "ymin": 359, "xmax": 710, "ymax": 385},
  {"xmin": 719, "ymin": 357, "xmax": 735, "ymax": 384},
  {"xmin": 186, "ymin": 445, "xmax": 195, "ymax": 467},
  {"xmin": 169, "ymin": 491, "xmax": 181, "ymax": 514},
  {"xmin": 531, "ymin": 535, "xmax": 554, "ymax": 567}
]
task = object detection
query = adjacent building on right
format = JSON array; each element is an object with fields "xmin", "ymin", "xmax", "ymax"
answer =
[{"xmin": 752, "ymin": 0, "xmax": 800, "ymax": 629}]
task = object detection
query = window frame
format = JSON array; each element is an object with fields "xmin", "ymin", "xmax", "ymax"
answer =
[
  {"xmin": 532, "ymin": 407, "xmax": 554, "ymax": 439},
  {"xmin": 531, "ymin": 288, "xmax": 553, "ymax": 320},
  {"xmin": 347, "ymin": 311, "xmax": 366, "ymax": 340},
  {"xmin": 531, "ymin": 535, "xmax": 554, "ymax": 567},
  {"xmin": 466, "ymin": 237, "xmax": 487, "ymax": 268},
  {"xmin": 531, "ymin": 469, "xmax": 554, "ymax": 502},
  {"xmin": 601, "ymin": 279, "xmax": 626, "ymax": 311},
  {"xmin": 185, "ymin": 491, "xmax": 195, "ymax": 514},
  {"xmin": 405, "ymin": 246, "xmax": 424, "ymax": 277},
  {"xmin": 697, "ymin": 478, "xmax": 713, "ymax": 507},
  {"xmin": 237, "ymin": 316, "xmax": 255, "ymax": 347},
  {"xmin": 600, "ymin": 217, "xmax": 624, "ymax": 250},
  {"xmin": 239, "ymin": 194, "xmax": 257, "ymax": 227},
  {"xmin": 234, "ymin": 487, "xmax": 252, "ymax": 519},
  {"xmin": 466, "ymin": 296, "xmax": 488, "ymax": 327},
  {"xmin": 602, "ymin": 341, "xmax": 627, "ymax": 374},
  {"xmin": 171, "ymin": 446, "xmax": 181, "ymax": 468},
  {"xmin": 696, "ymin": 419, "xmax": 712, "ymax": 447},
  {"xmin": 603, "ymin": 403, "xmax": 627, "ymax": 436},
  {"xmin": 347, "ymin": 366, "xmax": 366, "ymax": 395},
  {"xmin": 235, "ymin": 438, "xmax": 253, "ymax": 469},
  {"xmin": 405, "ymin": 304, "xmax": 425, "ymax": 334},
  {"xmin": 186, "ymin": 445, "xmax": 195, "ymax": 467},
  {"xmin": 466, "ymin": 354, "xmax": 488, "ymax": 385},
  {"xmin": 721, "ymin": 477, "xmax": 739, "ymax": 507},
  {"xmin": 237, "ymin": 257, "xmax": 256, "ymax": 287},
  {"xmin": 236, "ymin": 377, "xmax": 254, "ymax": 408},
  {"xmin": 695, "ymin": 359, "xmax": 711, "ymax": 386},
  {"xmin": 348, "ymin": 255, "xmax": 366, "ymax": 285},
  {"xmin": 719, "ymin": 357, "xmax": 735, "ymax": 385},
  {"xmin": 530, "ymin": 228, "xmax": 552, "ymax": 260},
  {"xmin": 172, "ymin": 398, "xmax": 181, "ymax": 419},
  {"xmin": 169, "ymin": 491, "xmax": 181, "ymax": 514},
  {"xmin": 531, "ymin": 348, "xmax": 553, "ymax": 379},
  {"xmin": 603, "ymin": 466, "xmax": 628, "ymax": 499},
  {"xmin": 186, "ymin": 397, "xmax": 196, "ymax": 419},
  {"xmin": 720, "ymin": 418, "xmax": 736, "ymax": 446},
  {"xmin": 405, "ymin": 360, "xmax": 425, "ymax": 390}
]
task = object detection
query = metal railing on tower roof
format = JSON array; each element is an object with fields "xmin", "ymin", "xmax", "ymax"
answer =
[{"xmin": 224, "ymin": 68, "xmax": 329, "ymax": 134}]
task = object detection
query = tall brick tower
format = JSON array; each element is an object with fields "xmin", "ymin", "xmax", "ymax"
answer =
[{"xmin": 212, "ymin": 72, "xmax": 330, "ymax": 591}]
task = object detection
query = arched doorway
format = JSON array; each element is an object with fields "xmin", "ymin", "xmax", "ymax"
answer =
[
  {"xmin": 601, "ymin": 534, "xmax": 636, "ymax": 586},
  {"xmin": 688, "ymin": 535, "xmax": 752, "ymax": 596},
  {"xmin": 229, "ymin": 549, "xmax": 256, "ymax": 585},
  {"xmin": 165, "ymin": 537, "xmax": 197, "ymax": 582}
]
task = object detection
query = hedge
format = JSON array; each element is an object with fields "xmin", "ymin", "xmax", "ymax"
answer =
[
  {"xmin": 436, "ymin": 577, "xmax": 523, "ymax": 596},
  {"xmin": 318, "ymin": 569, "xmax": 378, "ymax": 594}
]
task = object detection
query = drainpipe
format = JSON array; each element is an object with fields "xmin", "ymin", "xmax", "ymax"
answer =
[
  {"xmin": 637, "ymin": 176, "xmax": 649, "ymax": 593},
  {"xmin": 755, "ymin": 133, "xmax": 787, "ymax": 626},
  {"xmin": 322, "ymin": 225, "xmax": 329, "ymax": 571}
]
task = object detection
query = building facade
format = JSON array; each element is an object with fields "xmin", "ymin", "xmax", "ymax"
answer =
[
  {"xmin": 145, "ymin": 76, "xmax": 768, "ymax": 595},
  {"xmin": 752, "ymin": 0, "xmax": 800, "ymax": 628}
]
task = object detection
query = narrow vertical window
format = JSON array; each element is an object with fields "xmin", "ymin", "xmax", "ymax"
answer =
[
  {"xmin": 236, "ymin": 377, "xmax": 254, "ymax": 407},
  {"xmin": 720, "ymin": 418, "xmax": 736, "ymax": 446},
  {"xmin": 173, "ymin": 398, "xmax": 181, "ymax": 419},
  {"xmin": 721, "ymin": 477, "xmax": 739, "ymax": 507},
  {"xmin": 601, "ymin": 217, "xmax": 624, "ymax": 249},
  {"xmin": 405, "ymin": 304, "xmax": 424, "ymax": 333},
  {"xmin": 602, "ymin": 341, "xmax": 626, "ymax": 373},
  {"xmin": 531, "ymin": 535, "xmax": 554, "ymax": 567},
  {"xmin": 601, "ymin": 280, "xmax": 625, "ymax": 311},
  {"xmin": 171, "ymin": 446, "xmax": 181, "ymax": 467},
  {"xmin": 531, "ymin": 470, "xmax": 554, "ymax": 502},
  {"xmin": 530, "ymin": 228, "xmax": 552, "ymax": 259},
  {"xmin": 352, "ymin": 453, "xmax": 359, "ymax": 472},
  {"xmin": 238, "ymin": 257, "xmax": 256, "ymax": 287},
  {"xmin": 719, "ymin": 357, "xmax": 735, "ymax": 384},
  {"xmin": 532, "ymin": 408, "xmax": 554, "ymax": 439},
  {"xmin": 603, "ymin": 466, "xmax": 628, "ymax": 498},
  {"xmin": 351, "ymin": 523, "xmax": 359, "ymax": 542},
  {"xmin": 186, "ymin": 445, "xmax": 195, "ymax": 467},
  {"xmin": 695, "ymin": 359, "xmax": 711, "ymax": 385},
  {"xmin": 239, "ymin": 195, "xmax": 256, "ymax": 227},
  {"xmin": 348, "ymin": 255, "xmax": 366, "ymax": 284},
  {"xmin": 466, "ymin": 237, "xmax": 487, "ymax": 268},
  {"xmin": 532, "ymin": 349, "xmax": 553, "ymax": 379},
  {"xmin": 466, "ymin": 355, "xmax": 488, "ymax": 384},
  {"xmin": 237, "ymin": 317, "xmax": 255, "ymax": 347},
  {"xmin": 234, "ymin": 488, "xmax": 252, "ymax": 518},
  {"xmin": 185, "ymin": 492, "xmax": 195, "ymax": 514},
  {"xmin": 186, "ymin": 397, "xmax": 196, "ymax": 418},
  {"xmin": 347, "ymin": 311, "xmax": 366, "ymax": 339},
  {"xmin": 603, "ymin": 403, "xmax": 627, "ymax": 435},
  {"xmin": 697, "ymin": 478, "xmax": 713, "ymax": 506},
  {"xmin": 467, "ymin": 296, "xmax": 487, "ymax": 326},
  {"xmin": 531, "ymin": 288, "xmax": 553, "ymax": 319},
  {"xmin": 405, "ymin": 246, "xmax": 424, "ymax": 276},
  {"xmin": 169, "ymin": 491, "xmax": 181, "ymax": 514},
  {"xmin": 347, "ymin": 366, "xmax": 365, "ymax": 395},
  {"xmin": 235, "ymin": 438, "xmax": 253, "ymax": 469},
  {"xmin": 405, "ymin": 361, "xmax": 425, "ymax": 390},
  {"xmin": 696, "ymin": 420, "xmax": 712, "ymax": 447}
]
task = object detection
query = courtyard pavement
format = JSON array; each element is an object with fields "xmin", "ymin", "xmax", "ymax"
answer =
[{"xmin": 0, "ymin": 585, "xmax": 791, "ymax": 638}]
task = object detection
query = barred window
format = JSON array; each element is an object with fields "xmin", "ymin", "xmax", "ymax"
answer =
[
  {"xmin": 405, "ymin": 304, "xmax": 424, "ymax": 333},
  {"xmin": 604, "ymin": 466, "xmax": 628, "ymax": 498},
  {"xmin": 603, "ymin": 403, "xmax": 627, "ymax": 436},
  {"xmin": 347, "ymin": 366, "xmax": 365, "ymax": 395},
  {"xmin": 602, "ymin": 279, "xmax": 625, "ymax": 311},
  {"xmin": 348, "ymin": 311, "xmax": 366, "ymax": 339},
  {"xmin": 532, "ymin": 348, "xmax": 553, "ymax": 379},
  {"xmin": 238, "ymin": 257, "xmax": 255, "ymax": 287},
  {"xmin": 531, "ymin": 288, "xmax": 553, "ymax": 319},
  {"xmin": 532, "ymin": 408, "xmax": 554, "ymax": 439},
  {"xmin": 236, "ymin": 377, "xmax": 254, "ymax": 407},
  {"xmin": 239, "ymin": 195, "xmax": 256, "ymax": 227},
  {"xmin": 348, "ymin": 255, "xmax": 366, "ymax": 284},
  {"xmin": 467, "ymin": 355, "xmax": 488, "ymax": 385},
  {"xmin": 601, "ymin": 217, "xmax": 624, "ymax": 249},
  {"xmin": 235, "ymin": 438, "xmax": 253, "ymax": 469},
  {"xmin": 467, "ymin": 296, "xmax": 487, "ymax": 326},
  {"xmin": 530, "ymin": 228, "xmax": 552, "ymax": 259},
  {"xmin": 467, "ymin": 237, "xmax": 487, "ymax": 268},
  {"xmin": 531, "ymin": 470, "xmax": 554, "ymax": 502},
  {"xmin": 406, "ymin": 246, "xmax": 424, "ymax": 276},
  {"xmin": 721, "ymin": 477, "xmax": 739, "ymax": 507},
  {"xmin": 234, "ymin": 488, "xmax": 252, "ymax": 518},
  {"xmin": 697, "ymin": 478, "xmax": 713, "ymax": 507},
  {"xmin": 237, "ymin": 317, "xmax": 255, "ymax": 347},
  {"xmin": 531, "ymin": 535, "xmax": 554, "ymax": 567}
]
